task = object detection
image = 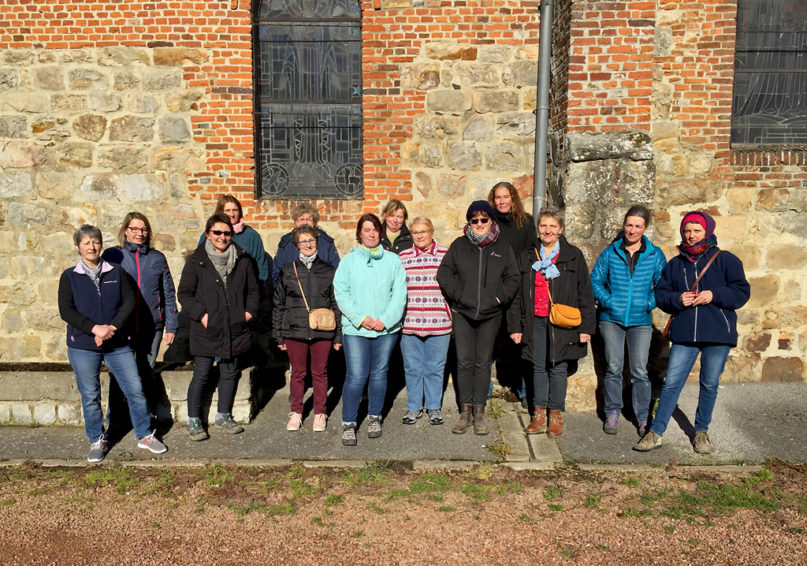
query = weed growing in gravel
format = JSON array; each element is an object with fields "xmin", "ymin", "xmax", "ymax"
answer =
[
  {"xmin": 583, "ymin": 494, "xmax": 601, "ymax": 509},
  {"xmin": 788, "ymin": 527, "xmax": 805, "ymax": 535},
  {"xmin": 144, "ymin": 471, "xmax": 176, "ymax": 496},
  {"xmin": 438, "ymin": 506, "xmax": 454, "ymax": 513},
  {"xmin": 559, "ymin": 547, "xmax": 575, "ymax": 558},
  {"xmin": 352, "ymin": 530, "xmax": 364, "ymax": 538},
  {"xmin": 461, "ymin": 484, "xmax": 490, "ymax": 501},
  {"xmin": 486, "ymin": 399, "xmax": 504, "ymax": 419},
  {"xmin": 497, "ymin": 480, "xmax": 523, "ymax": 495},
  {"xmin": 427, "ymin": 494, "xmax": 443, "ymax": 502},
  {"xmin": 596, "ymin": 545, "xmax": 609, "ymax": 552},
  {"xmin": 204, "ymin": 464, "xmax": 234, "ymax": 487},
  {"xmin": 543, "ymin": 485, "xmax": 562, "ymax": 501},
  {"xmin": 289, "ymin": 478, "xmax": 319, "ymax": 498},
  {"xmin": 1, "ymin": 498, "xmax": 14, "ymax": 506},
  {"xmin": 548, "ymin": 504, "xmax": 563, "ymax": 512},
  {"xmin": 369, "ymin": 502, "xmax": 389, "ymax": 514},
  {"xmin": 341, "ymin": 462, "xmax": 389, "ymax": 485},
  {"xmin": 266, "ymin": 501, "xmax": 296, "ymax": 516},
  {"xmin": 663, "ymin": 524, "xmax": 677, "ymax": 534},
  {"xmin": 519, "ymin": 513, "xmax": 531, "ymax": 522},
  {"xmin": 409, "ymin": 473, "xmax": 451, "ymax": 494},
  {"xmin": 621, "ymin": 507, "xmax": 652, "ymax": 518},
  {"xmin": 745, "ymin": 468, "xmax": 774, "ymax": 484},
  {"xmin": 486, "ymin": 439, "xmax": 512, "ymax": 461},
  {"xmin": 229, "ymin": 502, "xmax": 268, "ymax": 516},
  {"xmin": 84, "ymin": 468, "xmax": 138, "ymax": 494},
  {"xmin": 324, "ymin": 494, "xmax": 343, "ymax": 507},
  {"xmin": 620, "ymin": 476, "xmax": 640, "ymax": 488}
]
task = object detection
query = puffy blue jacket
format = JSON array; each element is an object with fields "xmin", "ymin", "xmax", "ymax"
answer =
[
  {"xmin": 591, "ymin": 236, "xmax": 667, "ymax": 327},
  {"xmin": 654, "ymin": 247, "xmax": 750, "ymax": 346},
  {"xmin": 102, "ymin": 243, "xmax": 178, "ymax": 334},
  {"xmin": 272, "ymin": 227, "xmax": 340, "ymax": 284}
]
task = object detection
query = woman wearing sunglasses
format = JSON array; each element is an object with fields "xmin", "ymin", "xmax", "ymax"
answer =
[
  {"xmin": 178, "ymin": 213, "xmax": 260, "ymax": 441},
  {"xmin": 437, "ymin": 201, "xmax": 520, "ymax": 435}
]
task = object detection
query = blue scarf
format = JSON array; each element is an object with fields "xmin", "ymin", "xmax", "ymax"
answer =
[{"xmin": 532, "ymin": 242, "xmax": 560, "ymax": 280}]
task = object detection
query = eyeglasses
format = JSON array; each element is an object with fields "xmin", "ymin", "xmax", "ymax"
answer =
[
  {"xmin": 469, "ymin": 218, "xmax": 490, "ymax": 225},
  {"xmin": 412, "ymin": 231, "xmax": 432, "ymax": 236},
  {"xmin": 127, "ymin": 227, "xmax": 149, "ymax": 234},
  {"xmin": 297, "ymin": 239, "xmax": 317, "ymax": 245},
  {"xmin": 209, "ymin": 230, "xmax": 233, "ymax": 237}
]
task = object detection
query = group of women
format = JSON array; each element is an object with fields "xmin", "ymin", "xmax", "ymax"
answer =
[{"xmin": 60, "ymin": 186, "xmax": 749, "ymax": 461}]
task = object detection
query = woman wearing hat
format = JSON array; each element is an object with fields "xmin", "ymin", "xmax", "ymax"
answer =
[
  {"xmin": 437, "ymin": 201, "xmax": 520, "ymax": 435},
  {"xmin": 635, "ymin": 211, "xmax": 749, "ymax": 454}
]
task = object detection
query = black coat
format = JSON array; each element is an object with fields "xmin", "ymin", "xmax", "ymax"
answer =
[
  {"xmin": 494, "ymin": 211, "xmax": 537, "ymax": 256},
  {"xmin": 380, "ymin": 223, "xmax": 414, "ymax": 255},
  {"xmin": 507, "ymin": 237, "xmax": 596, "ymax": 363},
  {"xmin": 177, "ymin": 242, "xmax": 260, "ymax": 359},
  {"xmin": 272, "ymin": 257, "xmax": 342, "ymax": 344},
  {"xmin": 437, "ymin": 234, "xmax": 520, "ymax": 321}
]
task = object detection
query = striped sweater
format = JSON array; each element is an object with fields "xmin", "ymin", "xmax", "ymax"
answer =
[{"xmin": 399, "ymin": 241, "xmax": 452, "ymax": 336}]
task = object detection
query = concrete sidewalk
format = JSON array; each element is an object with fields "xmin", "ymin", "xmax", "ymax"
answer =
[{"xmin": 0, "ymin": 382, "xmax": 804, "ymax": 467}]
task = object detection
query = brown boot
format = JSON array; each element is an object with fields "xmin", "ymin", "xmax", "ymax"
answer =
[
  {"xmin": 472, "ymin": 403, "xmax": 489, "ymax": 435},
  {"xmin": 547, "ymin": 410, "xmax": 564, "ymax": 438},
  {"xmin": 452, "ymin": 404, "xmax": 473, "ymax": 434},
  {"xmin": 525, "ymin": 407, "xmax": 547, "ymax": 435}
]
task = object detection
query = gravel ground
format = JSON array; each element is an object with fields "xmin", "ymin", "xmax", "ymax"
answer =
[{"xmin": 1, "ymin": 460, "xmax": 805, "ymax": 565}]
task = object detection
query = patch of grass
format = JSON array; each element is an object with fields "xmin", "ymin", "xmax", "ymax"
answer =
[
  {"xmin": 543, "ymin": 485, "xmax": 562, "ymax": 501},
  {"xmin": 621, "ymin": 507, "xmax": 652, "ymax": 518},
  {"xmin": 596, "ymin": 545, "xmax": 609, "ymax": 552},
  {"xmin": 519, "ymin": 513, "xmax": 531, "ymax": 522},
  {"xmin": 311, "ymin": 516, "xmax": 324, "ymax": 526},
  {"xmin": 463, "ymin": 464, "xmax": 493, "ymax": 481},
  {"xmin": 641, "ymin": 490, "xmax": 658, "ymax": 506},
  {"xmin": 84, "ymin": 468, "xmax": 139, "ymax": 494},
  {"xmin": 486, "ymin": 439, "xmax": 512, "ymax": 461},
  {"xmin": 351, "ymin": 530, "xmax": 364, "ymax": 538},
  {"xmin": 745, "ymin": 468, "xmax": 774, "ymax": 484},
  {"xmin": 687, "ymin": 538, "xmax": 700, "ymax": 547},
  {"xmin": 559, "ymin": 547, "xmax": 575, "ymax": 558},
  {"xmin": 0, "ymin": 498, "xmax": 14, "ymax": 506},
  {"xmin": 286, "ymin": 465, "xmax": 306, "ymax": 477},
  {"xmin": 438, "ymin": 506, "xmax": 454, "ymax": 513},
  {"xmin": 144, "ymin": 471, "xmax": 176, "ymax": 495},
  {"xmin": 369, "ymin": 502, "xmax": 389, "ymax": 514},
  {"xmin": 229, "ymin": 502, "xmax": 267, "ymax": 516},
  {"xmin": 204, "ymin": 464, "xmax": 234, "ymax": 487},
  {"xmin": 787, "ymin": 527, "xmax": 805, "ymax": 535},
  {"xmin": 663, "ymin": 524, "xmax": 677, "ymax": 534},
  {"xmin": 584, "ymin": 494, "xmax": 601, "ymax": 509},
  {"xmin": 409, "ymin": 473, "xmax": 452, "ymax": 494},
  {"xmin": 428, "ymin": 494, "xmax": 443, "ymax": 502},
  {"xmin": 461, "ymin": 484, "xmax": 490, "ymax": 501},
  {"xmin": 548, "ymin": 504, "xmax": 563, "ymax": 512},
  {"xmin": 673, "ymin": 480, "xmax": 781, "ymax": 515},
  {"xmin": 486, "ymin": 399, "xmax": 504, "ymax": 419},
  {"xmin": 620, "ymin": 476, "xmax": 640, "ymax": 488},
  {"xmin": 387, "ymin": 489, "xmax": 410, "ymax": 500},
  {"xmin": 266, "ymin": 501, "xmax": 296, "ymax": 516},
  {"xmin": 289, "ymin": 478, "xmax": 319, "ymax": 498},
  {"xmin": 341, "ymin": 462, "xmax": 389, "ymax": 485},
  {"xmin": 324, "ymin": 494, "xmax": 343, "ymax": 507}
]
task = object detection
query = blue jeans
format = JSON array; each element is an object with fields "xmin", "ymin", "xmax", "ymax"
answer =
[
  {"xmin": 650, "ymin": 343, "xmax": 730, "ymax": 436},
  {"xmin": 107, "ymin": 327, "xmax": 163, "ymax": 433},
  {"xmin": 341, "ymin": 333, "xmax": 399, "ymax": 424},
  {"xmin": 600, "ymin": 321, "xmax": 652, "ymax": 423},
  {"xmin": 532, "ymin": 317, "xmax": 568, "ymax": 411},
  {"xmin": 400, "ymin": 333, "xmax": 450, "ymax": 411},
  {"xmin": 68, "ymin": 346, "xmax": 152, "ymax": 442}
]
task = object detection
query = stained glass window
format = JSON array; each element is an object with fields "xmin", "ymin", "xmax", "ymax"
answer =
[
  {"xmin": 731, "ymin": 1, "xmax": 807, "ymax": 145},
  {"xmin": 254, "ymin": 0, "xmax": 363, "ymax": 198}
]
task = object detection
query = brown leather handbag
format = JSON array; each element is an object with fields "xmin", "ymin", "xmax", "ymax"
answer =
[
  {"xmin": 292, "ymin": 262, "xmax": 336, "ymax": 331},
  {"xmin": 662, "ymin": 250, "xmax": 721, "ymax": 339},
  {"xmin": 546, "ymin": 284, "xmax": 582, "ymax": 329}
]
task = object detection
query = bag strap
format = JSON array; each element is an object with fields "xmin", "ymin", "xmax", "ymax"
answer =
[
  {"xmin": 689, "ymin": 249, "xmax": 721, "ymax": 292},
  {"xmin": 292, "ymin": 262, "xmax": 311, "ymax": 313}
]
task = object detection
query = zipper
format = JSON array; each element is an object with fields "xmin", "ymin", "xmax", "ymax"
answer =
[
  {"xmin": 720, "ymin": 309, "xmax": 730, "ymax": 334},
  {"xmin": 475, "ymin": 246, "xmax": 483, "ymax": 318},
  {"xmin": 134, "ymin": 250, "xmax": 142, "ymax": 331}
]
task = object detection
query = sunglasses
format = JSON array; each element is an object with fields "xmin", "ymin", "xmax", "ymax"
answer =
[
  {"xmin": 469, "ymin": 218, "xmax": 490, "ymax": 225},
  {"xmin": 210, "ymin": 230, "xmax": 233, "ymax": 237}
]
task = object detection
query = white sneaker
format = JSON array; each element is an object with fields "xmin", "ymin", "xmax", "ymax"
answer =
[
  {"xmin": 287, "ymin": 412, "xmax": 302, "ymax": 431},
  {"xmin": 312, "ymin": 413, "xmax": 327, "ymax": 432}
]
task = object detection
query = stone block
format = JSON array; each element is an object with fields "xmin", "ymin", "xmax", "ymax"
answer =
[
  {"xmin": 0, "ymin": 404, "xmax": 9, "ymax": 423},
  {"xmin": 474, "ymin": 90, "xmax": 519, "ymax": 113},
  {"xmin": 34, "ymin": 66, "xmax": 64, "ymax": 90},
  {"xmin": 478, "ymin": 46, "xmax": 512, "ymax": 63},
  {"xmin": 436, "ymin": 174, "xmax": 467, "ymax": 198},
  {"xmin": 400, "ymin": 141, "xmax": 420, "ymax": 167},
  {"xmin": 417, "ymin": 70, "xmax": 440, "ymax": 90},
  {"xmin": 485, "ymin": 142, "xmax": 524, "ymax": 171},
  {"xmin": 0, "ymin": 141, "xmax": 44, "ymax": 168},
  {"xmin": 713, "ymin": 215, "xmax": 748, "ymax": 244},
  {"xmin": 165, "ymin": 90, "xmax": 203, "ymax": 112},
  {"xmin": 453, "ymin": 63, "xmax": 500, "ymax": 87},
  {"xmin": 97, "ymin": 146, "xmax": 149, "ymax": 171},
  {"xmin": 114, "ymin": 70, "xmax": 141, "ymax": 90},
  {"xmin": 11, "ymin": 403, "xmax": 32, "ymax": 424},
  {"xmin": 0, "ymin": 115, "xmax": 28, "ymax": 138},
  {"xmin": 731, "ymin": 244, "xmax": 761, "ymax": 271},
  {"xmin": 109, "ymin": 116, "xmax": 154, "ymax": 142},
  {"xmin": 98, "ymin": 47, "xmax": 151, "ymax": 67},
  {"xmin": 463, "ymin": 115, "xmax": 494, "ymax": 141},
  {"xmin": 37, "ymin": 168, "xmax": 80, "ymax": 200},
  {"xmin": 757, "ymin": 188, "xmax": 807, "ymax": 213},
  {"xmin": 50, "ymin": 94, "xmax": 87, "ymax": 114},
  {"xmin": 425, "ymin": 43, "xmax": 477, "ymax": 61},
  {"xmin": 413, "ymin": 171, "xmax": 433, "ymax": 197},
  {"xmin": 654, "ymin": 26, "xmax": 673, "ymax": 57},
  {"xmin": 73, "ymin": 114, "xmax": 107, "ymax": 142},
  {"xmin": 68, "ymin": 68, "xmax": 109, "ymax": 91},
  {"xmin": 421, "ymin": 144, "xmax": 443, "ymax": 167},
  {"xmin": 88, "ymin": 92, "xmax": 122, "ymax": 112},
  {"xmin": 80, "ymin": 173, "xmax": 119, "ymax": 199},
  {"xmin": 655, "ymin": 152, "xmax": 686, "ymax": 176},
  {"xmin": 142, "ymin": 68, "xmax": 182, "ymax": 91},
  {"xmin": 153, "ymin": 47, "xmax": 209, "ymax": 66},
  {"xmin": 655, "ymin": 177, "xmax": 722, "ymax": 208},
  {"xmin": 747, "ymin": 275, "xmax": 779, "ymax": 308},
  {"xmin": 159, "ymin": 114, "xmax": 191, "ymax": 142},
  {"xmin": 651, "ymin": 119, "xmax": 679, "ymax": 142},
  {"xmin": 447, "ymin": 142, "xmax": 481, "ymax": 170},
  {"xmin": 0, "ymin": 92, "xmax": 49, "ymax": 113},
  {"xmin": 726, "ymin": 188, "xmax": 755, "ymax": 213},
  {"xmin": 567, "ymin": 131, "xmax": 653, "ymax": 162},
  {"xmin": 426, "ymin": 90, "xmax": 472, "ymax": 114},
  {"xmin": 62, "ymin": 49, "xmax": 94, "ymax": 64},
  {"xmin": 762, "ymin": 306, "xmax": 807, "ymax": 330},
  {"xmin": 0, "ymin": 172, "xmax": 33, "ymax": 197},
  {"xmin": 761, "ymin": 357, "xmax": 806, "ymax": 382},
  {"xmin": 496, "ymin": 112, "xmax": 536, "ymax": 138},
  {"xmin": 745, "ymin": 333, "xmax": 771, "ymax": 353},
  {"xmin": 767, "ymin": 245, "xmax": 807, "ymax": 271},
  {"xmin": 34, "ymin": 405, "xmax": 57, "ymax": 425},
  {"xmin": 565, "ymin": 373, "xmax": 597, "ymax": 412},
  {"xmin": 502, "ymin": 60, "xmax": 537, "ymax": 88},
  {"xmin": 57, "ymin": 142, "xmax": 94, "ymax": 168},
  {"xmin": 57, "ymin": 404, "xmax": 81, "ymax": 425},
  {"xmin": 4, "ymin": 50, "xmax": 34, "ymax": 65},
  {"xmin": 7, "ymin": 203, "xmax": 48, "ymax": 227},
  {"xmin": 122, "ymin": 174, "xmax": 166, "ymax": 202},
  {"xmin": 413, "ymin": 114, "xmax": 460, "ymax": 138},
  {"xmin": 522, "ymin": 88, "xmax": 536, "ymax": 111},
  {"xmin": 124, "ymin": 93, "xmax": 159, "ymax": 114},
  {"xmin": 0, "ymin": 68, "xmax": 19, "ymax": 90},
  {"xmin": 685, "ymin": 150, "xmax": 714, "ymax": 174}
]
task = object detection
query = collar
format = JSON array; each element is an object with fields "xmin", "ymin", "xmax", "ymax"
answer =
[
  {"xmin": 124, "ymin": 241, "xmax": 148, "ymax": 255},
  {"xmin": 414, "ymin": 240, "xmax": 437, "ymax": 256},
  {"xmin": 73, "ymin": 260, "xmax": 114, "ymax": 275}
]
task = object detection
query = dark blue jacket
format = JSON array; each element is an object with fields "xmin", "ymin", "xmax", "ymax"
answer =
[
  {"xmin": 654, "ymin": 247, "xmax": 750, "ymax": 346},
  {"xmin": 58, "ymin": 261, "xmax": 136, "ymax": 352},
  {"xmin": 102, "ymin": 243, "xmax": 178, "ymax": 334},
  {"xmin": 272, "ymin": 228, "xmax": 340, "ymax": 284},
  {"xmin": 591, "ymin": 236, "xmax": 667, "ymax": 327}
]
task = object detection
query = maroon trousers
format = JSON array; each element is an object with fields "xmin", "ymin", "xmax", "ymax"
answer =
[{"xmin": 284, "ymin": 338, "xmax": 332, "ymax": 415}]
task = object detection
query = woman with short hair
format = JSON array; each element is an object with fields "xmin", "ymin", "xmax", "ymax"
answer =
[
  {"xmin": 179, "ymin": 213, "xmax": 260, "ymax": 441},
  {"xmin": 272, "ymin": 202, "xmax": 340, "ymax": 284},
  {"xmin": 58, "ymin": 224, "xmax": 167, "ymax": 462},
  {"xmin": 273, "ymin": 224, "xmax": 342, "ymax": 432}
]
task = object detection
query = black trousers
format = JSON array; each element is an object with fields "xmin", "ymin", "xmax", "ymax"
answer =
[
  {"xmin": 452, "ymin": 312, "xmax": 501, "ymax": 406},
  {"xmin": 187, "ymin": 355, "xmax": 242, "ymax": 419}
]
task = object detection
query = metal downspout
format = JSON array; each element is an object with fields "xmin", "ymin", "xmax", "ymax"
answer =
[{"xmin": 533, "ymin": 0, "xmax": 554, "ymax": 221}]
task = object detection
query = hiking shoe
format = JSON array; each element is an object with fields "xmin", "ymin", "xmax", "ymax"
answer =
[
  {"xmin": 634, "ymin": 430, "xmax": 662, "ymax": 452},
  {"xmin": 638, "ymin": 421, "xmax": 649, "ymax": 438},
  {"xmin": 312, "ymin": 413, "xmax": 327, "ymax": 432},
  {"xmin": 401, "ymin": 409, "xmax": 422, "ymax": 425},
  {"xmin": 187, "ymin": 417, "xmax": 209, "ymax": 441},
  {"xmin": 428, "ymin": 409, "xmax": 443, "ymax": 425},
  {"xmin": 87, "ymin": 436, "xmax": 108, "ymax": 463},
  {"xmin": 341, "ymin": 423, "xmax": 357, "ymax": 446},
  {"xmin": 286, "ymin": 412, "xmax": 302, "ymax": 431},
  {"xmin": 215, "ymin": 413, "xmax": 245, "ymax": 435},
  {"xmin": 603, "ymin": 410, "xmax": 619, "ymax": 435},
  {"xmin": 693, "ymin": 430, "xmax": 714, "ymax": 454},
  {"xmin": 137, "ymin": 432, "xmax": 167, "ymax": 454},
  {"xmin": 367, "ymin": 415, "xmax": 383, "ymax": 438}
]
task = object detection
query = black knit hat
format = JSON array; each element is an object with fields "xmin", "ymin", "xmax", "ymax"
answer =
[{"xmin": 466, "ymin": 200, "xmax": 496, "ymax": 222}]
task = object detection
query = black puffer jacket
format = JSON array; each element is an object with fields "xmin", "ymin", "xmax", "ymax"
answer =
[
  {"xmin": 507, "ymin": 237, "xmax": 596, "ymax": 363},
  {"xmin": 437, "ymin": 234, "xmax": 520, "ymax": 321},
  {"xmin": 272, "ymin": 257, "xmax": 342, "ymax": 344},
  {"xmin": 380, "ymin": 223, "xmax": 413, "ymax": 255},
  {"xmin": 177, "ymin": 242, "xmax": 260, "ymax": 359}
]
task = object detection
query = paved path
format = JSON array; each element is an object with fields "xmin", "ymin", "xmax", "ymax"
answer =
[{"xmin": 0, "ymin": 382, "xmax": 804, "ymax": 467}]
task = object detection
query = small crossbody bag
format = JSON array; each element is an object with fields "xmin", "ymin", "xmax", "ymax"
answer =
[{"xmin": 292, "ymin": 262, "xmax": 336, "ymax": 331}]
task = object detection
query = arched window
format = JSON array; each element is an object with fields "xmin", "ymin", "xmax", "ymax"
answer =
[{"xmin": 254, "ymin": 0, "xmax": 363, "ymax": 198}]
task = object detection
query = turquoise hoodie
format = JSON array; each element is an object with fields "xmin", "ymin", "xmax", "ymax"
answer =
[{"xmin": 333, "ymin": 245, "xmax": 407, "ymax": 337}]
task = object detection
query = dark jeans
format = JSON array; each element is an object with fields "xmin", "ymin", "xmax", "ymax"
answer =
[
  {"xmin": 453, "ymin": 312, "xmax": 501, "ymax": 406},
  {"xmin": 285, "ymin": 338, "xmax": 332, "ymax": 415},
  {"xmin": 187, "ymin": 355, "xmax": 242, "ymax": 419},
  {"xmin": 532, "ymin": 316, "xmax": 569, "ymax": 411}
]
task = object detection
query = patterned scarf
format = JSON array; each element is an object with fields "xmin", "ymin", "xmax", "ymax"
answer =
[
  {"xmin": 205, "ymin": 239, "xmax": 237, "ymax": 288},
  {"xmin": 298, "ymin": 250, "xmax": 317, "ymax": 270},
  {"xmin": 532, "ymin": 242, "xmax": 560, "ymax": 280},
  {"xmin": 678, "ymin": 234, "xmax": 718, "ymax": 262},
  {"xmin": 463, "ymin": 220, "xmax": 499, "ymax": 248},
  {"xmin": 80, "ymin": 260, "xmax": 103, "ymax": 291}
]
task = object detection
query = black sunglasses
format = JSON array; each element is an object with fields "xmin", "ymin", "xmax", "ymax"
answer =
[
  {"xmin": 470, "ymin": 218, "xmax": 490, "ymax": 225},
  {"xmin": 210, "ymin": 230, "xmax": 232, "ymax": 237}
]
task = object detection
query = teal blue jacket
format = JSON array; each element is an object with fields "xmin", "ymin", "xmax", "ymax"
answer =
[
  {"xmin": 591, "ymin": 236, "xmax": 667, "ymax": 327},
  {"xmin": 333, "ymin": 246, "xmax": 407, "ymax": 337}
]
